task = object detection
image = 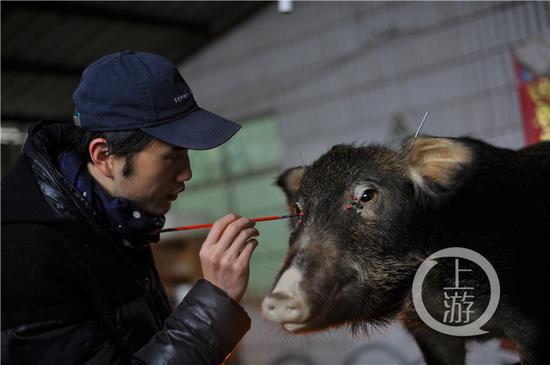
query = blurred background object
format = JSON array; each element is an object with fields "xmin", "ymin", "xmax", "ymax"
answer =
[{"xmin": 3, "ymin": 1, "xmax": 548, "ymax": 364}]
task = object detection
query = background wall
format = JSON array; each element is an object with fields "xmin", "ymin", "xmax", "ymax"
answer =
[
  {"xmin": 181, "ymin": 2, "xmax": 548, "ymax": 160},
  {"xmin": 173, "ymin": 2, "xmax": 547, "ymax": 364}
]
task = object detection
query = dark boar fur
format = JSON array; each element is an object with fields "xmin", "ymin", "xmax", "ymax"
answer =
[{"xmin": 263, "ymin": 136, "xmax": 550, "ymax": 365}]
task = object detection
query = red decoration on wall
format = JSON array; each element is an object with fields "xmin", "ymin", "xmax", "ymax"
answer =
[{"xmin": 513, "ymin": 56, "xmax": 550, "ymax": 145}]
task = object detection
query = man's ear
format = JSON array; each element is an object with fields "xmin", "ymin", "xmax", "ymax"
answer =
[
  {"xmin": 275, "ymin": 166, "xmax": 306, "ymax": 211},
  {"xmin": 88, "ymin": 138, "xmax": 114, "ymax": 178},
  {"xmin": 399, "ymin": 136, "xmax": 472, "ymax": 199}
]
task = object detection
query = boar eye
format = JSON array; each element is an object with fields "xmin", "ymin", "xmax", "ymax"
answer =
[{"xmin": 361, "ymin": 189, "xmax": 375, "ymax": 203}]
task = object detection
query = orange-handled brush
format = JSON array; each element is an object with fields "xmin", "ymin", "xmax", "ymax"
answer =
[{"xmin": 160, "ymin": 212, "xmax": 304, "ymax": 233}]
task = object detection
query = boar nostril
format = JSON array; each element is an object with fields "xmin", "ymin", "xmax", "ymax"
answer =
[{"xmin": 262, "ymin": 291, "xmax": 310, "ymax": 324}]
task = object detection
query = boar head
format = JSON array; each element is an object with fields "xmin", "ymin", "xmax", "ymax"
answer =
[{"xmin": 262, "ymin": 136, "xmax": 472, "ymax": 333}]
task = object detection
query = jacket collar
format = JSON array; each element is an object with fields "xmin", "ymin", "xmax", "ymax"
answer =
[{"xmin": 15, "ymin": 121, "xmax": 115, "ymax": 242}]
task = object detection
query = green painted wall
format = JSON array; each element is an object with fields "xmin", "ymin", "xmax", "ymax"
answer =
[{"xmin": 173, "ymin": 117, "xmax": 291, "ymax": 298}]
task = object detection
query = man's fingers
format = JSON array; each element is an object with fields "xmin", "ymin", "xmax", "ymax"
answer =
[
  {"xmin": 236, "ymin": 239, "xmax": 258, "ymax": 266},
  {"xmin": 227, "ymin": 227, "xmax": 259, "ymax": 258},
  {"xmin": 215, "ymin": 217, "xmax": 255, "ymax": 252},
  {"xmin": 203, "ymin": 214, "xmax": 241, "ymax": 248}
]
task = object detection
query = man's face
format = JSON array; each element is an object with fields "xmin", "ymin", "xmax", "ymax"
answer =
[{"xmin": 110, "ymin": 138, "xmax": 192, "ymax": 216}]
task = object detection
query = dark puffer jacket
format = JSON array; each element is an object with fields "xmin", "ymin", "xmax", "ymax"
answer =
[{"xmin": 1, "ymin": 122, "xmax": 251, "ymax": 364}]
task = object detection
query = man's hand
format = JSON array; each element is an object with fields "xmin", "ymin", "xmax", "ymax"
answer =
[{"xmin": 199, "ymin": 214, "xmax": 259, "ymax": 303}]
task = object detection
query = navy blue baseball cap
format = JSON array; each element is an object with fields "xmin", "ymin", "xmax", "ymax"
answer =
[{"xmin": 72, "ymin": 50, "xmax": 240, "ymax": 150}]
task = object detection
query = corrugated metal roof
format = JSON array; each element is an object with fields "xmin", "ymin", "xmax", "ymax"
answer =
[{"xmin": 1, "ymin": 1, "xmax": 267, "ymax": 124}]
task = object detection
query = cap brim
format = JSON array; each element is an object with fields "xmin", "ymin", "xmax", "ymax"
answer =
[{"xmin": 140, "ymin": 108, "xmax": 241, "ymax": 150}]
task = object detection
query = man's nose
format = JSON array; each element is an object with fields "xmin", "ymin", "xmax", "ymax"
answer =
[{"xmin": 176, "ymin": 165, "xmax": 192, "ymax": 183}]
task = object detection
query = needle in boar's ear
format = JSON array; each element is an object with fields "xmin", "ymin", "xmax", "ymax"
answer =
[{"xmin": 414, "ymin": 112, "xmax": 429, "ymax": 138}]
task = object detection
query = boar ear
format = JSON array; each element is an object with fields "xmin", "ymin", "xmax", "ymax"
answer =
[
  {"xmin": 400, "ymin": 136, "xmax": 472, "ymax": 198},
  {"xmin": 276, "ymin": 166, "xmax": 306, "ymax": 209}
]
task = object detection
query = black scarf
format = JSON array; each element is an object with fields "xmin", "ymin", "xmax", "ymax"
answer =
[{"xmin": 57, "ymin": 151, "xmax": 165, "ymax": 248}]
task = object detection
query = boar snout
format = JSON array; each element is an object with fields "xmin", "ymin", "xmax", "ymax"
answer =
[
  {"xmin": 262, "ymin": 292, "xmax": 308, "ymax": 322},
  {"xmin": 262, "ymin": 266, "xmax": 311, "ymax": 331}
]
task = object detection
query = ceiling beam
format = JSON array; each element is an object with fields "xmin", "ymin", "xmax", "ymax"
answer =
[
  {"xmin": 1, "ymin": 114, "xmax": 71, "ymax": 124},
  {"xmin": 2, "ymin": 58, "xmax": 82, "ymax": 77},
  {"xmin": 2, "ymin": 1, "xmax": 211, "ymax": 36}
]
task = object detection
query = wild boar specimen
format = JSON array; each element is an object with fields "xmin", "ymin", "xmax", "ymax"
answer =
[{"xmin": 262, "ymin": 136, "xmax": 550, "ymax": 365}]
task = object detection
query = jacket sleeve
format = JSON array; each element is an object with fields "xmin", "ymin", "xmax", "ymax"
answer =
[
  {"xmin": 134, "ymin": 279, "xmax": 251, "ymax": 364},
  {"xmin": 1, "ymin": 279, "xmax": 251, "ymax": 365}
]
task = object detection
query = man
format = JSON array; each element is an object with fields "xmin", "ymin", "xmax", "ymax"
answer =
[{"xmin": 1, "ymin": 51, "xmax": 259, "ymax": 364}]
